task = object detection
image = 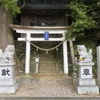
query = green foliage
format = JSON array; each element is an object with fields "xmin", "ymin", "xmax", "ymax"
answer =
[
  {"xmin": 0, "ymin": 0, "xmax": 20, "ymax": 16},
  {"xmin": 67, "ymin": 0, "xmax": 100, "ymax": 38},
  {"xmin": 66, "ymin": 0, "xmax": 100, "ymax": 77}
]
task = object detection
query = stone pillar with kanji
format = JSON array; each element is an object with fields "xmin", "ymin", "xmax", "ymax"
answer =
[
  {"xmin": 0, "ymin": 45, "xmax": 18, "ymax": 94},
  {"xmin": 76, "ymin": 45, "xmax": 99, "ymax": 94}
]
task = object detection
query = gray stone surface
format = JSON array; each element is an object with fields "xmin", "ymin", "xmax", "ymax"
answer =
[
  {"xmin": 78, "ymin": 62, "xmax": 93, "ymax": 79},
  {"xmin": 76, "ymin": 61, "xmax": 99, "ymax": 94},
  {"xmin": 78, "ymin": 79, "xmax": 95, "ymax": 86},
  {"xmin": 77, "ymin": 85, "xmax": 99, "ymax": 94},
  {"xmin": 0, "ymin": 78, "xmax": 16, "ymax": 86},
  {"xmin": 0, "ymin": 62, "xmax": 18, "ymax": 94},
  {"xmin": 78, "ymin": 62, "xmax": 94, "ymax": 66},
  {"xmin": 0, "ymin": 83, "xmax": 18, "ymax": 93},
  {"xmin": 0, "ymin": 62, "xmax": 15, "ymax": 79}
]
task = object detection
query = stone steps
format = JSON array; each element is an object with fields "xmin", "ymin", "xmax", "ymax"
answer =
[
  {"xmin": 34, "ymin": 72, "xmax": 65, "ymax": 76},
  {"xmin": 39, "ymin": 63, "xmax": 56, "ymax": 68},
  {"xmin": 39, "ymin": 70, "xmax": 57, "ymax": 74},
  {"xmin": 39, "ymin": 63, "xmax": 57, "ymax": 74},
  {"xmin": 37, "ymin": 42, "xmax": 64, "ymax": 75},
  {"xmin": 17, "ymin": 75, "xmax": 72, "ymax": 84},
  {"xmin": 39, "ymin": 62, "xmax": 56, "ymax": 73},
  {"xmin": 39, "ymin": 66, "xmax": 56, "ymax": 70},
  {"xmin": 39, "ymin": 47, "xmax": 57, "ymax": 74}
]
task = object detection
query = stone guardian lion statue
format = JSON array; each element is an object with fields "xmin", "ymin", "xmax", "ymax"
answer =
[
  {"xmin": 0, "ymin": 45, "xmax": 15, "ymax": 63},
  {"xmin": 77, "ymin": 45, "xmax": 93, "ymax": 62}
]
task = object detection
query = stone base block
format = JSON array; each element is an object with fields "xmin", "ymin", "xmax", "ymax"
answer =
[
  {"xmin": 0, "ymin": 79, "xmax": 16, "ymax": 86},
  {"xmin": 77, "ymin": 85, "xmax": 99, "ymax": 94},
  {"xmin": 78, "ymin": 79, "xmax": 96, "ymax": 86},
  {"xmin": 0, "ymin": 83, "xmax": 18, "ymax": 94}
]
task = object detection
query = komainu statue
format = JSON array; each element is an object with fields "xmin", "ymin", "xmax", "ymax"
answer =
[
  {"xmin": 0, "ymin": 45, "xmax": 15, "ymax": 63},
  {"xmin": 77, "ymin": 45, "xmax": 93, "ymax": 62}
]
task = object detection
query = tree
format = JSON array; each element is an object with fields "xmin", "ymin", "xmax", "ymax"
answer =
[
  {"xmin": 67, "ymin": 0, "xmax": 100, "ymax": 42},
  {"xmin": 67, "ymin": 0, "xmax": 100, "ymax": 77},
  {"xmin": 0, "ymin": 0, "xmax": 20, "ymax": 16}
]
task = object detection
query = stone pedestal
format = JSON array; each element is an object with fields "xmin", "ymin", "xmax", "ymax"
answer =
[
  {"xmin": 0, "ymin": 62, "xmax": 18, "ymax": 94},
  {"xmin": 76, "ymin": 62, "xmax": 99, "ymax": 94}
]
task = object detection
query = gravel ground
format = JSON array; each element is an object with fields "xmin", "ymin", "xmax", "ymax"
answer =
[
  {"xmin": 0, "ymin": 82, "xmax": 100, "ymax": 97},
  {"xmin": 0, "ymin": 75, "xmax": 100, "ymax": 97},
  {"xmin": 16, "ymin": 83, "xmax": 76, "ymax": 97}
]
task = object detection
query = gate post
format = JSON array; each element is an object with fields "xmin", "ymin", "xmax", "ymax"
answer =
[
  {"xmin": 63, "ymin": 40, "xmax": 68, "ymax": 74},
  {"xmin": 97, "ymin": 46, "xmax": 100, "ymax": 88},
  {"xmin": 25, "ymin": 33, "xmax": 31, "ymax": 74}
]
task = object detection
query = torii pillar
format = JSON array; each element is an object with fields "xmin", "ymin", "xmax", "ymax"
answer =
[
  {"xmin": 25, "ymin": 33, "xmax": 31, "ymax": 74},
  {"xmin": 63, "ymin": 40, "xmax": 68, "ymax": 73}
]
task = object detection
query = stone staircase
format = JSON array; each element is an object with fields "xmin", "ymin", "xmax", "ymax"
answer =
[
  {"xmin": 38, "ymin": 42, "xmax": 59, "ymax": 75},
  {"xmin": 30, "ymin": 41, "xmax": 64, "ymax": 75},
  {"xmin": 17, "ymin": 74, "xmax": 73, "ymax": 84},
  {"xmin": 39, "ymin": 51, "xmax": 57, "ymax": 74}
]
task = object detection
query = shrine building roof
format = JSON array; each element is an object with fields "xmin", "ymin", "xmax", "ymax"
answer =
[{"xmin": 18, "ymin": 0, "xmax": 69, "ymax": 12}]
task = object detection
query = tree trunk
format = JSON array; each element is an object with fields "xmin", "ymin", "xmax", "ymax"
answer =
[
  {"xmin": 69, "ymin": 38, "xmax": 77, "ymax": 78},
  {"xmin": 0, "ymin": 5, "xmax": 13, "ymax": 51}
]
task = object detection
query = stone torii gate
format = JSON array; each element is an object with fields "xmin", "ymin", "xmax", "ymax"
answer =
[{"xmin": 11, "ymin": 24, "xmax": 69, "ymax": 75}]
